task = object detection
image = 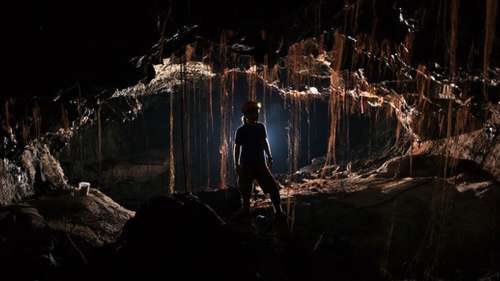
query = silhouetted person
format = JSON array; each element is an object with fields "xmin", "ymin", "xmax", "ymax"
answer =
[{"xmin": 233, "ymin": 101, "xmax": 285, "ymax": 220}]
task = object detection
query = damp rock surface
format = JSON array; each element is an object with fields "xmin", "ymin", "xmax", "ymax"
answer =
[
  {"xmin": 0, "ymin": 158, "xmax": 34, "ymax": 206},
  {"xmin": 1, "ymin": 142, "xmax": 70, "ymax": 206},
  {"xmin": 246, "ymin": 153, "xmax": 500, "ymax": 281},
  {"xmin": 0, "ymin": 188, "xmax": 134, "ymax": 280}
]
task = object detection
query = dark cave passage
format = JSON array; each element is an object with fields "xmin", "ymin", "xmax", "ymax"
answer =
[{"xmin": 54, "ymin": 71, "xmax": 400, "ymax": 210}]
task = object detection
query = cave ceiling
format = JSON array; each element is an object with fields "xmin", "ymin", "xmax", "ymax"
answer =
[{"xmin": 8, "ymin": 0, "xmax": 499, "ymax": 99}]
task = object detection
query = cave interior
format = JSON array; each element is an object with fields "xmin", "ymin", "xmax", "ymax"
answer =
[{"xmin": 1, "ymin": 1, "xmax": 500, "ymax": 280}]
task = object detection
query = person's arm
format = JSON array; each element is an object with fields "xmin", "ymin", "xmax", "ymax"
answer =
[
  {"xmin": 234, "ymin": 143, "xmax": 241, "ymax": 174},
  {"xmin": 234, "ymin": 128, "xmax": 242, "ymax": 174},
  {"xmin": 263, "ymin": 139, "xmax": 272, "ymax": 160},
  {"xmin": 263, "ymin": 139, "xmax": 273, "ymax": 167},
  {"xmin": 260, "ymin": 124, "xmax": 273, "ymax": 165}
]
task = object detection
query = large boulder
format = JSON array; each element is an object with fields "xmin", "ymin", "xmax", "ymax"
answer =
[
  {"xmin": 0, "ymin": 189, "xmax": 134, "ymax": 280},
  {"xmin": 411, "ymin": 128, "xmax": 500, "ymax": 181},
  {"xmin": 0, "ymin": 158, "xmax": 34, "ymax": 206},
  {"xmin": 20, "ymin": 142, "xmax": 69, "ymax": 193},
  {"xmin": 0, "ymin": 142, "xmax": 70, "ymax": 206},
  {"xmin": 31, "ymin": 189, "xmax": 135, "ymax": 247}
]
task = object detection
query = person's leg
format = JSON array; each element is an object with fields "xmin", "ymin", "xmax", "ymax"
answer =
[
  {"xmin": 237, "ymin": 167, "xmax": 253, "ymax": 215},
  {"xmin": 255, "ymin": 166, "xmax": 284, "ymax": 214}
]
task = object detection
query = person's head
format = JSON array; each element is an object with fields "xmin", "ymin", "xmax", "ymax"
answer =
[{"xmin": 241, "ymin": 101, "xmax": 261, "ymax": 124}]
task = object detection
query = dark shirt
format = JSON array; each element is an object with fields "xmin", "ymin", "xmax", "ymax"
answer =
[{"xmin": 235, "ymin": 122, "xmax": 267, "ymax": 166}]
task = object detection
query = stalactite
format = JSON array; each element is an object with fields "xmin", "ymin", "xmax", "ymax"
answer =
[
  {"xmin": 179, "ymin": 60, "xmax": 189, "ymax": 193},
  {"xmin": 416, "ymin": 65, "xmax": 428, "ymax": 136},
  {"xmin": 446, "ymin": 0, "xmax": 459, "ymax": 179},
  {"xmin": 216, "ymin": 62, "xmax": 230, "ymax": 183},
  {"xmin": 368, "ymin": 108, "xmax": 373, "ymax": 155},
  {"xmin": 252, "ymin": 68, "xmax": 257, "ymax": 101},
  {"xmin": 294, "ymin": 97, "xmax": 301, "ymax": 172},
  {"xmin": 306, "ymin": 97, "xmax": 311, "ymax": 163},
  {"xmin": 96, "ymin": 99, "xmax": 102, "ymax": 184},
  {"xmin": 232, "ymin": 70, "xmax": 236, "ymax": 96},
  {"xmin": 443, "ymin": 100, "xmax": 453, "ymax": 178},
  {"xmin": 219, "ymin": 69, "xmax": 230, "ymax": 189},
  {"xmin": 438, "ymin": 112, "xmax": 445, "ymax": 138},
  {"xmin": 287, "ymin": 93, "xmax": 303, "ymax": 174},
  {"xmin": 287, "ymin": 98, "xmax": 294, "ymax": 173},
  {"xmin": 206, "ymin": 78, "xmax": 211, "ymax": 190},
  {"xmin": 262, "ymin": 64, "xmax": 268, "ymax": 125},
  {"xmin": 185, "ymin": 45, "xmax": 196, "ymax": 192},
  {"xmin": 287, "ymin": 41, "xmax": 305, "ymax": 90},
  {"xmin": 208, "ymin": 76, "xmax": 214, "ymax": 132},
  {"xmin": 454, "ymin": 99, "xmax": 470, "ymax": 136},
  {"xmin": 324, "ymin": 32, "xmax": 345, "ymax": 169},
  {"xmin": 287, "ymin": 45, "xmax": 294, "ymax": 90},
  {"xmin": 229, "ymin": 71, "xmax": 235, "ymax": 182},
  {"xmin": 197, "ymin": 83, "xmax": 204, "ymax": 190},
  {"xmin": 185, "ymin": 81, "xmax": 192, "ymax": 192},
  {"xmin": 342, "ymin": 78, "xmax": 347, "ymax": 114},
  {"xmin": 77, "ymin": 83, "xmax": 84, "ymax": 163},
  {"xmin": 483, "ymin": 0, "xmax": 498, "ymax": 100},
  {"xmin": 368, "ymin": 37, "xmax": 377, "ymax": 79},
  {"xmin": 325, "ymin": 72, "xmax": 340, "ymax": 168},
  {"xmin": 204, "ymin": 47, "xmax": 215, "ymax": 189},
  {"xmin": 168, "ymin": 91, "xmax": 175, "ymax": 194},
  {"xmin": 247, "ymin": 60, "xmax": 257, "ymax": 101},
  {"xmin": 344, "ymin": 91, "xmax": 351, "ymax": 160}
]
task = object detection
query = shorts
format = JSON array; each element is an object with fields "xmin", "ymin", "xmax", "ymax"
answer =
[{"xmin": 238, "ymin": 164, "xmax": 280, "ymax": 198}]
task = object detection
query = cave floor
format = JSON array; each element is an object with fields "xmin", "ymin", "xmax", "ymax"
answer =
[{"xmin": 225, "ymin": 170, "xmax": 499, "ymax": 281}]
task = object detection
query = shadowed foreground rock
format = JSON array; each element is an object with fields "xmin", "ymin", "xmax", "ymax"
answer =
[
  {"xmin": 0, "ymin": 189, "xmax": 133, "ymax": 281},
  {"xmin": 86, "ymin": 194, "xmax": 260, "ymax": 281},
  {"xmin": 1, "ymin": 171, "xmax": 498, "ymax": 281}
]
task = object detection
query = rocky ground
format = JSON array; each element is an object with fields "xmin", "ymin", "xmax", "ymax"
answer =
[
  {"xmin": 230, "ymin": 152, "xmax": 500, "ymax": 281},
  {"xmin": 0, "ymin": 189, "xmax": 133, "ymax": 280},
  {"xmin": 0, "ymin": 130, "xmax": 499, "ymax": 280}
]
